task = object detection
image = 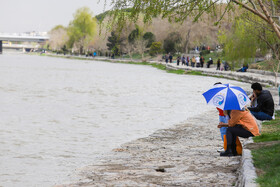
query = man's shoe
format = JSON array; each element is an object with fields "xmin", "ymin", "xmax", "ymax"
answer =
[
  {"xmin": 217, "ymin": 147, "xmax": 224, "ymax": 153},
  {"xmin": 220, "ymin": 148, "xmax": 234, "ymax": 157}
]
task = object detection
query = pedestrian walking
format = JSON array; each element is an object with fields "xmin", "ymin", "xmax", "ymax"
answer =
[
  {"xmin": 217, "ymin": 58, "xmax": 221, "ymax": 70},
  {"xmin": 191, "ymin": 56, "xmax": 196, "ymax": 67},
  {"xmin": 195, "ymin": 56, "xmax": 200, "ymax": 67},
  {"xmin": 182, "ymin": 56, "xmax": 186, "ymax": 66},
  {"xmin": 177, "ymin": 56, "xmax": 180, "ymax": 66},
  {"xmin": 169, "ymin": 54, "xmax": 173, "ymax": 63},
  {"xmin": 200, "ymin": 56, "xmax": 205, "ymax": 68}
]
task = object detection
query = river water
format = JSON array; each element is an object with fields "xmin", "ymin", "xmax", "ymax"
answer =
[{"xmin": 0, "ymin": 54, "xmax": 251, "ymax": 187}]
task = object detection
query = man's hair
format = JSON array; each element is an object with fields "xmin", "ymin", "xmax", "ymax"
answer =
[{"xmin": 251, "ymin": 82, "xmax": 262, "ymax": 91}]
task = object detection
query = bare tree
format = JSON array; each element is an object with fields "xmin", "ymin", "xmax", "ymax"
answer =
[
  {"xmin": 134, "ymin": 38, "xmax": 149, "ymax": 61},
  {"xmin": 48, "ymin": 27, "xmax": 68, "ymax": 51}
]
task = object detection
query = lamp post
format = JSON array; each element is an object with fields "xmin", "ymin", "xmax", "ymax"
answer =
[{"xmin": 0, "ymin": 40, "xmax": 2, "ymax": 54}]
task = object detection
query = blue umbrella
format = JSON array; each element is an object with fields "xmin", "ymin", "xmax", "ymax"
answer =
[{"xmin": 202, "ymin": 84, "xmax": 250, "ymax": 110}]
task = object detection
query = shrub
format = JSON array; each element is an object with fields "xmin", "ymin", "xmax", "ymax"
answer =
[
  {"xmin": 200, "ymin": 50, "xmax": 210, "ymax": 56},
  {"xmin": 149, "ymin": 42, "xmax": 162, "ymax": 56}
]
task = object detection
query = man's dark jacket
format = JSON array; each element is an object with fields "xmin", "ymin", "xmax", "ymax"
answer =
[{"xmin": 248, "ymin": 90, "xmax": 274, "ymax": 116}]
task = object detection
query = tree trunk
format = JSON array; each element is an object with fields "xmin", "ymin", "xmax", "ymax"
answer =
[
  {"xmin": 274, "ymin": 57, "xmax": 280, "ymax": 87},
  {"xmin": 183, "ymin": 29, "xmax": 192, "ymax": 54},
  {"xmin": 80, "ymin": 46, "xmax": 83, "ymax": 55},
  {"xmin": 141, "ymin": 52, "xmax": 144, "ymax": 62}
]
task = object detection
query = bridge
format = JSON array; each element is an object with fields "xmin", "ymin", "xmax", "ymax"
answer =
[{"xmin": 0, "ymin": 33, "xmax": 49, "ymax": 54}]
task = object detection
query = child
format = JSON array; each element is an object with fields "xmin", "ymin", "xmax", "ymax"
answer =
[
  {"xmin": 214, "ymin": 82, "xmax": 228, "ymax": 146},
  {"xmin": 217, "ymin": 108, "xmax": 228, "ymax": 142}
]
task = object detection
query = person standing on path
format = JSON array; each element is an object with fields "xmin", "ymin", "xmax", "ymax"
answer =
[
  {"xmin": 195, "ymin": 56, "xmax": 200, "ymax": 67},
  {"xmin": 169, "ymin": 54, "xmax": 173, "ymax": 63},
  {"xmin": 200, "ymin": 56, "xmax": 205, "ymax": 68},
  {"xmin": 191, "ymin": 56, "xmax": 196, "ymax": 67},
  {"xmin": 177, "ymin": 56, "xmax": 180, "ymax": 66},
  {"xmin": 186, "ymin": 56, "xmax": 190, "ymax": 66},
  {"xmin": 217, "ymin": 59, "xmax": 221, "ymax": 70},
  {"xmin": 248, "ymin": 82, "xmax": 274, "ymax": 120},
  {"xmin": 165, "ymin": 54, "xmax": 169, "ymax": 64},
  {"xmin": 182, "ymin": 56, "xmax": 186, "ymax": 66}
]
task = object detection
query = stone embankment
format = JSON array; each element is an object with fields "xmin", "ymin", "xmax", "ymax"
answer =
[
  {"xmin": 166, "ymin": 63, "xmax": 280, "ymax": 87},
  {"xmin": 52, "ymin": 55, "xmax": 279, "ymax": 187},
  {"xmin": 166, "ymin": 63, "xmax": 279, "ymax": 187},
  {"xmin": 59, "ymin": 110, "xmax": 242, "ymax": 186}
]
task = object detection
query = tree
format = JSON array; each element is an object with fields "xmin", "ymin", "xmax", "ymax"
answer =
[
  {"xmin": 108, "ymin": 0, "xmax": 280, "ymax": 42},
  {"xmin": 48, "ymin": 25, "xmax": 68, "ymax": 51},
  {"xmin": 134, "ymin": 37, "xmax": 149, "ymax": 61},
  {"xmin": 149, "ymin": 42, "xmax": 162, "ymax": 56},
  {"xmin": 219, "ymin": 13, "xmax": 280, "ymax": 86},
  {"xmin": 163, "ymin": 32, "xmax": 182, "ymax": 54},
  {"xmin": 107, "ymin": 31, "xmax": 124, "ymax": 55},
  {"xmin": 143, "ymin": 32, "xmax": 155, "ymax": 48},
  {"xmin": 126, "ymin": 25, "xmax": 151, "ymax": 61},
  {"xmin": 91, "ymin": 23, "xmax": 110, "ymax": 56},
  {"xmin": 149, "ymin": 17, "xmax": 221, "ymax": 53},
  {"xmin": 123, "ymin": 39, "xmax": 135, "ymax": 60},
  {"xmin": 128, "ymin": 27, "xmax": 140, "ymax": 44},
  {"xmin": 67, "ymin": 7, "xmax": 97, "ymax": 54}
]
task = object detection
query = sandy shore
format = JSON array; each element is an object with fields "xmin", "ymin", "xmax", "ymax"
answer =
[{"xmin": 59, "ymin": 109, "xmax": 242, "ymax": 186}]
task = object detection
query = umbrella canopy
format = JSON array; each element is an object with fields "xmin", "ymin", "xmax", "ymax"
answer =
[{"xmin": 202, "ymin": 84, "xmax": 250, "ymax": 110}]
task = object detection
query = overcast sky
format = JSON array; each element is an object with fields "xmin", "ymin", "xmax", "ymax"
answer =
[{"xmin": 0, "ymin": 0, "xmax": 111, "ymax": 33}]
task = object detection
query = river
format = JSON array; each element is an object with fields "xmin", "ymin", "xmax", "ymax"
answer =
[{"xmin": 0, "ymin": 54, "xmax": 251, "ymax": 186}]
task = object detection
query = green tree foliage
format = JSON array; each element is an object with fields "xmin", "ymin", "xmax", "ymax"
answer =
[
  {"xmin": 107, "ymin": 0, "xmax": 280, "ymax": 41},
  {"xmin": 219, "ymin": 13, "xmax": 280, "ymax": 85},
  {"xmin": 67, "ymin": 7, "xmax": 97, "ymax": 54},
  {"xmin": 128, "ymin": 27, "xmax": 140, "ymax": 44},
  {"xmin": 163, "ymin": 32, "xmax": 182, "ymax": 54},
  {"xmin": 218, "ymin": 18, "xmax": 259, "ymax": 62},
  {"xmin": 50, "ymin": 25, "xmax": 66, "ymax": 32},
  {"xmin": 128, "ymin": 27, "xmax": 155, "ymax": 48},
  {"xmin": 107, "ymin": 31, "xmax": 124, "ymax": 55},
  {"xmin": 143, "ymin": 32, "xmax": 155, "ymax": 48},
  {"xmin": 149, "ymin": 42, "xmax": 162, "ymax": 56}
]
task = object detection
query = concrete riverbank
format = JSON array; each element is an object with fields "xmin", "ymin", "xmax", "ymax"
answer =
[
  {"xmin": 59, "ymin": 110, "xmax": 242, "ymax": 186},
  {"xmin": 47, "ymin": 54, "xmax": 278, "ymax": 186}
]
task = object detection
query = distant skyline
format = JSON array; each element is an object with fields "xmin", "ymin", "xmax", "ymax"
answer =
[{"xmin": 0, "ymin": 0, "xmax": 111, "ymax": 33}]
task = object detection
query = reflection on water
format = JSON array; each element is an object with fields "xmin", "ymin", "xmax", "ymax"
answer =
[{"xmin": 0, "ymin": 54, "xmax": 251, "ymax": 186}]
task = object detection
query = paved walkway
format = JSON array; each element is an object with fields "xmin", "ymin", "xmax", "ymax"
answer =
[{"xmin": 164, "ymin": 62, "xmax": 280, "ymax": 87}]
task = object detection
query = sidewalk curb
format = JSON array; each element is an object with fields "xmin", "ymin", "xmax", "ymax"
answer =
[{"xmin": 236, "ymin": 138, "xmax": 258, "ymax": 187}]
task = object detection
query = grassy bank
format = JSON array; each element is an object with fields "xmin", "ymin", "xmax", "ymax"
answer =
[
  {"xmin": 43, "ymin": 53, "xmax": 209, "ymax": 76},
  {"xmin": 252, "ymin": 111, "xmax": 280, "ymax": 186},
  {"xmin": 41, "ymin": 53, "xmax": 247, "ymax": 81},
  {"xmin": 253, "ymin": 111, "xmax": 280, "ymax": 143},
  {"xmin": 115, "ymin": 61, "xmax": 188, "ymax": 75}
]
